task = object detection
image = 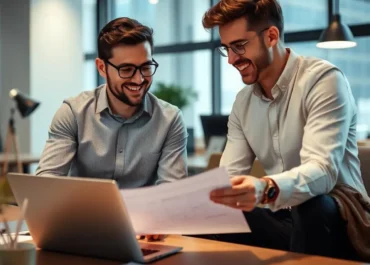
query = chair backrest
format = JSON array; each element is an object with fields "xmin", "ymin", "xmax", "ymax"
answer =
[
  {"xmin": 206, "ymin": 153, "xmax": 223, "ymax": 171},
  {"xmin": 358, "ymin": 145, "xmax": 370, "ymax": 195}
]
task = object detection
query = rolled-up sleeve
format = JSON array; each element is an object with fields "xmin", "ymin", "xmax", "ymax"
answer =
[
  {"xmin": 155, "ymin": 110, "xmax": 188, "ymax": 184},
  {"xmin": 268, "ymin": 69, "xmax": 356, "ymax": 211},
  {"xmin": 36, "ymin": 103, "xmax": 78, "ymax": 176}
]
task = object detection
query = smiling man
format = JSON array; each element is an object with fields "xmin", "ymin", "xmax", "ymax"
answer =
[
  {"xmin": 36, "ymin": 18, "xmax": 188, "ymax": 241},
  {"xmin": 202, "ymin": 0, "xmax": 367, "ymax": 260}
]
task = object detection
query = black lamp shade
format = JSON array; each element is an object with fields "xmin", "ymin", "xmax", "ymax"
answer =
[
  {"xmin": 9, "ymin": 89, "xmax": 40, "ymax": 118},
  {"xmin": 317, "ymin": 15, "xmax": 357, "ymax": 49}
]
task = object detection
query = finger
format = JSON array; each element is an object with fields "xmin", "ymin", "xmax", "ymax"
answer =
[
  {"xmin": 158, "ymin": 235, "xmax": 168, "ymax": 240},
  {"xmin": 211, "ymin": 193, "xmax": 256, "ymax": 206},
  {"xmin": 214, "ymin": 200, "xmax": 256, "ymax": 212},
  {"xmin": 147, "ymin": 235, "xmax": 162, "ymax": 242},
  {"xmin": 230, "ymin": 176, "xmax": 246, "ymax": 186},
  {"xmin": 210, "ymin": 187, "xmax": 246, "ymax": 197}
]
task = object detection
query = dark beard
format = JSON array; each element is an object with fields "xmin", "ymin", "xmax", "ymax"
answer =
[
  {"xmin": 106, "ymin": 73, "xmax": 150, "ymax": 106},
  {"xmin": 237, "ymin": 38, "xmax": 271, "ymax": 85},
  {"xmin": 254, "ymin": 37, "xmax": 271, "ymax": 79}
]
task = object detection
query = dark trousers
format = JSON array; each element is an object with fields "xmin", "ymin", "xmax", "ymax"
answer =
[{"xmin": 192, "ymin": 195, "xmax": 359, "ymax": 260}]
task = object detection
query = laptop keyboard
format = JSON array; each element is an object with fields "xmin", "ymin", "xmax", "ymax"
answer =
[{"xmin": 141, "ymin": 248, "xmax": 160, "ymax": 256}]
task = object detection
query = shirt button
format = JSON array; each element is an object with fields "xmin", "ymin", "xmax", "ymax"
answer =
[{"xmin": 119, "ymin": 149, "xmax": 123, "ymax": 153}]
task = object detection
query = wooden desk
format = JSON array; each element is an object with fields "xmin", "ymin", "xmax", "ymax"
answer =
[
  {"xmin": 3, "ymin": 206, "xmax": 369, "ymax": 265},
  {"xmin": 0, "ymin": 153, "xmax": 40, "ymax": 173},
  {"xmin": 33, "ymin": 235, "xmax": 369, "ymax": 265}
]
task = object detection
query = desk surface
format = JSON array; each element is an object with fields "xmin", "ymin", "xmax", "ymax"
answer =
[
  {"xmin": 33, "ymin": 235, "xmax": 369, "ymax": 265},
  {"xmin": 2, "ymin": 206, "xmax": 368, "ymax": 265},
  {"xmin": 0, "ymin": 153, "xmax": 40, "ymax": 164}
]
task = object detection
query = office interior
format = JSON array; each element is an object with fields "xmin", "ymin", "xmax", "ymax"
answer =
[
  {"xmin": 0, "ymin": 0, "xmax": 370, "ymax": 170},
  {"xmin": 1, "ymin": 1, "xmax": 370, "ymax": 264}
]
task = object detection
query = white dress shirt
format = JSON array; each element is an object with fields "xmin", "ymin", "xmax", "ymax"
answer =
[{"xmin": 220, "ymin": 49, "xmax": 368, "ymax": 211}]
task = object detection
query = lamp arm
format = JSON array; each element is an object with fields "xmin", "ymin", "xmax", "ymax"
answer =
[{"xmin": 334, "ymin": 0, "xmax": 339, "ymax": 15}]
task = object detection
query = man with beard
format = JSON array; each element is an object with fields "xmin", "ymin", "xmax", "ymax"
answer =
[
  {"xmin": 202, "ymin": 0, "xmax": 367, "ymax": 260},
  {"xmin": 36, "ymin": 18, "xmax": 188, "ymax": 240}
]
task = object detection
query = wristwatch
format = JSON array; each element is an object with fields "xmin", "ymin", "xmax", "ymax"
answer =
[{"xmin": 261, "ymin": 178, "xmax": 279, "ymax": 204}]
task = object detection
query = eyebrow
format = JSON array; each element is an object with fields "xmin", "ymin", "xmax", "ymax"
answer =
[
  {"xmin": 117, "ymin": 60, "xmax": 153, "ymax": 68},
  {"xmin": 221, "ymin": 39, "xmax": 248, "ymax": 46}
]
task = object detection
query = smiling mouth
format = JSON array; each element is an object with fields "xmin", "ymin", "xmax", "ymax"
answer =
[
  {"xmin": 235, "ymin": 61, "xmax": 251, "ymax": 72},
  {"xmin": 125, "ymin": 84, "xmax": 143, "ymax": 92}
]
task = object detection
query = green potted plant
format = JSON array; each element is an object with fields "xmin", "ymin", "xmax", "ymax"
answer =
[
  {"xmin": 152, "ymin": 82, "xmax": 198, "ymax": 154},
  {"xmin": 152, "ymin": 82, "xmax": 197, "ymax": 110}
]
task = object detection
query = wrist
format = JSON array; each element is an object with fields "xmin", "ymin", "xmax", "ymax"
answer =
[{"xmin": 261, "ymin": 177, "xmax": 279, "ymax": 204}]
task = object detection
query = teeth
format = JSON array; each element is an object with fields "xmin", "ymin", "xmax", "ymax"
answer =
[
  {"xmin": 127, "ymin": 85, "xmax": 142, "ymax": 91},
  {"xmin": 236, "ymin": 62, "xmax": 250, "ymax": 71}
]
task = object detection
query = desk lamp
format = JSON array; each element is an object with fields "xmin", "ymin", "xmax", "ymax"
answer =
[{"xmin": 1, "ymin": 89, "xmax": 40, "ymax": 176}]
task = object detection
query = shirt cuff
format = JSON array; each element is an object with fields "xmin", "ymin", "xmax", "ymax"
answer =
[{"xmin": 262, "ymin": 163, "xmax": 326, "ymax": 211}]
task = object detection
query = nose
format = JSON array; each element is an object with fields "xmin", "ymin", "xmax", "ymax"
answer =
[
  {"xmin": 228, "ymin": 50, "xmax": 240, "ymax": 65},
  {"xmin": 131, "ymin": 69, "xmax": 144, "ymax": 83}
]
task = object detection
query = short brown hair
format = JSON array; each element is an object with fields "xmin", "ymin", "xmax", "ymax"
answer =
[
  {"xmin": 203, "ymin": 0, "xmax": 284, "ymax": 38},
  {"xmin": 98, "ymin": 17, "xmax": 154, "ymax": 60}
]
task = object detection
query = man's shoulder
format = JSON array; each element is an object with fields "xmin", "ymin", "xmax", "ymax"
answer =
[
  {"xmin": 297, "ymin": 54, "xmax": 339, "ymax": 79},
  {"xmin": 63, "ymin": 86, "xmax": 102, "ymax": 110},
  {"xmin": 233, "ymin": 85, "xmax": 254, "ymax": 106},
  {"xmin": 147, "ymin": 92, "xmax": 181, "ymax": 118}
]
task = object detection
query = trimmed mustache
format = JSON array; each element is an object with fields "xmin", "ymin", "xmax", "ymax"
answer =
[
  {"xmin": 234, "ymin": 58, "xmax": 252, "ymax": 66},
  {"xmin": 122, "ymin": 80, "xmax": 148, "ymax": 88}
]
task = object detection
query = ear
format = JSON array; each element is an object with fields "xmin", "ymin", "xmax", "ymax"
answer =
[
  {"xmin": 96, "ymin": 58, "xmax": 107, "ymax": 79},
  {"xmin": 265, "ymin": 26, "xmax": 280, "ymax": 48}
]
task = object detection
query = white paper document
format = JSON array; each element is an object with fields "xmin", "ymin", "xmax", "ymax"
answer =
[{"xmin": 120, "ymin": 167, "xmax": 250, "ymax": 235}]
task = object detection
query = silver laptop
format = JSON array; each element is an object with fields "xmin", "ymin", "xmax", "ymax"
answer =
[{"xmin": 7, "ymin": 173, "xmax": 182, "ymax": 263}]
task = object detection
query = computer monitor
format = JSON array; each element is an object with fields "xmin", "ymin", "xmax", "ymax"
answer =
[{"xmin": 200, "ymin": 115, "xmax": 229, "ymax": 148}]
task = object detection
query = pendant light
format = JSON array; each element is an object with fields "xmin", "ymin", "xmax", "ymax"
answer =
[{"xmin": 317, "ymin": 0, "xmax": 356, "ymax": 49}]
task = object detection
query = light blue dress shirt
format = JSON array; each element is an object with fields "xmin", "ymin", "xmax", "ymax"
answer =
[{"xmin": 36, "ymin": 85, "xmax": 188, "ymax": 188}]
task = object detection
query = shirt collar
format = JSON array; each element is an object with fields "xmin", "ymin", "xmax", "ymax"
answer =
[
  {"xmin": 142, "ymin": 93, "xmax": 153, "ymax": 117},
  {"xmin": 95, "ymin": 84, "xmax": 153, "ymax": 117},
  {"xmin": 253, "ymin": 48, "xmax": 299, "ymax": 100},
  {"xmin": 96, "ymin": 84, "xmax": 110, "ymax": 114},
  {"xmin": 274, "ymin": 48, "xmax": 299, "ymax": 91}
]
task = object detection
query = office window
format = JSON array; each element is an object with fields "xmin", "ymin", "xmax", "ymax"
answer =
[
  {"xmin": 153, "ymin": 51, "xmax": 212, "ymax": 140},
  {"xmin": 84, "ymin": 60, "xmax": 98, "ymax": 91},
  {"xmin": 340, "ymin": 0, "xmax": 370, "ymax": 25},
  {"xmin": 82, "ymin": 0, "xmax": 97, "ymax": 54},
  {"xmin": 289, "ymin": 38, "xmax": 370, "ymax": 139},
  {"xmin": 113, "ymin": 0, "xmax": 210, "ymax": 46},
  {"xmin": 83, "ymin": 0, "xmax": 98, "ymax": 90},
  {"xmin": 280, "ymin": 0, "xmax": 327, "ymax": 32}
]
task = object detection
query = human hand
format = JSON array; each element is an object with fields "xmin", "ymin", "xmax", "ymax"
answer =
[
  {"xmin": 136, "ymin": 235, "xmax": 168, "ymax": 241},
  {"xmin": 210, "ymin": 175, "xmax": 267, "ymax": 211}
]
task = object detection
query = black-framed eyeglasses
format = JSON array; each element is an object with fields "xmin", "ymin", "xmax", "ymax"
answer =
[
  {"xmin": 217, "ymin": 27, "xmax": 270, "ymax": 57},
  {"xmin": 105, "ymin": 59, "xmax": 159, "ymax": 79}
]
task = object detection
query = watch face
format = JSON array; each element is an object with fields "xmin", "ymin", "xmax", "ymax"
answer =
[{"xmin": 267, "ymin": 186, "xmax": 276, "ymax": 199}]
